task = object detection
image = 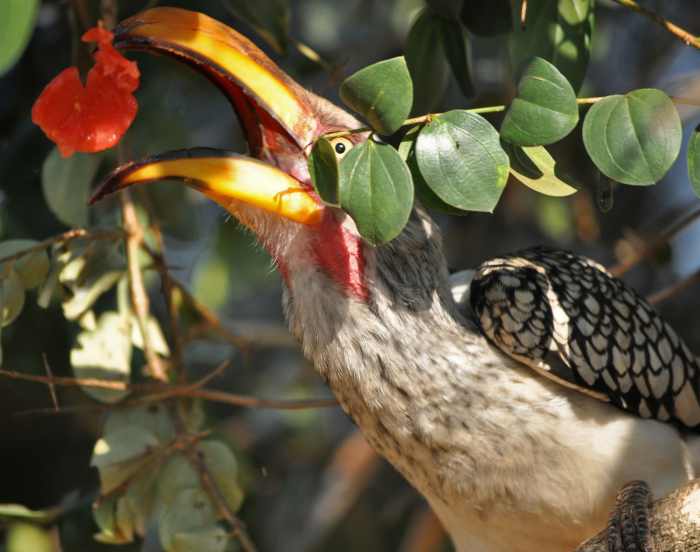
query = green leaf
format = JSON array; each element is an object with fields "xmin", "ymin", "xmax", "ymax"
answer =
[
  {"xmin": 42, "ymin": 148, "xmax": 103, "ymax": 228},
  {"xmin": 401, "ymin": 128, "xmax": 469, "ymax": 215},
  {"xmin": 0, "ymin": 269, "xmax": 25, "ymax": 328},
  {"xmin": 71, "ymin": 311, "xmax": 132, "ymax": 404},
  {"xmin": 415, "ymin": 110, "xmax": 509, "ymax": 212},
  {"xmin": 510, "ymin": 0, "xmax": 594, "ymax": 92},
  {"xmin": 688, "ymin": 126, "xmax": 700, "ymax": 198},
  {"xmin": 308, "ymin": 137, "xmax": 340, "ymax": 205},
  {"xmin": 159, "ymin": 489, "xmax": 227, "ymax": 552},
  {"xmin": 504, "ymin": 144, "xmax": 578, "ymax": 196},
  {"xmin": 582, "ymin": 89, "xmax": 682, "ymax": 185},
  {"xmin": 0, "ymin": 240, "xmax": 50, "ymax": 290},
  {"xmin": 0, "ymin": 504, "xmax": 62, "ymax": 524},
  {"xmin": 405, "ymin": 9, "xmax": 451, "ymax": 114},
  {"xmin": 131, "ymin": 314, "xmax": 170, "ymax": 357},
  {"xmin": 338, "ymin": 140, "xmax": 414, "ymax": 245},
  {"xmin": 441, "ymin": 19, "xmax": 474, "ymax": 98},
  {"xmin": 58, "ymin": 240, "xmax": 125, "ymax": 320},
  {"xmin": 461, "ymin": 0, "xmax": 512, "ymax": 36},
  {"xmin": 0, "ymin": 0, "xmax": 39, "ymax": 76},
  {"xmin": 6, "ymin": 523, "xmax": 53, "ymax": 552},
  {"xmin": 91, "ymin": 425, "xmax": 160, "ymax": 494},
  {"xmin": 198, "ymin": 441, "xmax": 244, "ymax": 513},
  {"xmin": 501, "ymin": 57, "xmax": 578, "ymax": 146},
  {"xmin": 339, "ymin": 57, "xmax": 413, "ymax": 135},
  {"xmin": 221, "ymin": 0, "xmax": 289, "ymax": 53},
  {"xmin": 104, "ymin": 404, "xmax": 175, "ymax": 445}
]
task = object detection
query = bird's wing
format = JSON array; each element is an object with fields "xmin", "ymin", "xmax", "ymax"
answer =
[{"xmin": 466, "ymin": 247, "xmax": 700, "ymax": 430}]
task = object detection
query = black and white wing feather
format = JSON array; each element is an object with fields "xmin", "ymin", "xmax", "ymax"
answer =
[{"xmin": 467, "ymin": 247, "xmax": 700, "ymax": 431}]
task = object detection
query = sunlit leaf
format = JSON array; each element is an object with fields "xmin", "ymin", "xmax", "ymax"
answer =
[
  {"xmin": 221, "ymin": 0, "xmax": 289, "ymax": 53},
  {"xmin": 59, "ymin": 241, "xmax": 124, "ymax": 320},
  {"xmin": 405, "ymin": 9, "xmax": 451, "ymax": 114},
  {"xmin": 0, "ymin": 503, "xmax": 61, "ymax": 523},
  {"xmin": 503, "ymin": 143, "xmax": 578, "ymax": 196},
  {"xmin": 338, "ymin": 140, "xmax": 414, "ymax": 245},
  {"xmin": 0, "ymin": 240, "xmax": 50, "ymax": 290},
  {"xmin": 91, "ymin": 425, "xmax": 160, "ymax": 494},
  {"xmin": 339, "ymin": 57, "xmax": 413, "ymax": 135},
  {"xmin": 501, "ymin": 57, "xmax": 578, "ymax": 146},
  {"xmin": 42, "ymin": 148, "xmax": 103, "ymax": 228},
  {"xmin": 0, "ymin": 0, "xmax": 39, "ymax": 76},
  {"xmin": 582, "ymin": 89, "xmax": 682, "ymax": 185},
  {"xmin": 510, "ymin": 0, "xmax": 594, "ymax": 92},
  {"xmin": 71, "ymin": 311, "xmax": 132, "ymax": 404},
  {"xmin": 415, "ymin": 110, "xmax": 509, "ymax": 212},
  {"xmin": 308, "ymin": 137, "xmax": 340, "ymax": 205},
  {"xmin": 688, "ymin": 126, "xmax": 700, "ymax": 197},
  {"xmin": 0, "ymin": 269, "xmax": 25, "ymax": 328},
  {"xmin": 131, "ymin": 314, "xmax": 170, "ymax": 357},
  {"xmin": 5, "ymin": 522, "xmax": 53, "ymax": 552}
]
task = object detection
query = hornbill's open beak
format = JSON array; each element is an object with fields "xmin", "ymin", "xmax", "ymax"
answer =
[{"xmin": 89, "ymin": 7, "xmax": 326, "ymax": 225}]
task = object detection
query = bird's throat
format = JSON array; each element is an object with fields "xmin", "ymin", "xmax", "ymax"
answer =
[{"xmin": 310, "ymin": 211, "xmax": 368, "ymax": 301}]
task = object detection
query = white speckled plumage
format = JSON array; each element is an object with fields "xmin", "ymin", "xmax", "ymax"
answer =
[{"xmin": 274, "ymin": 208, "xmax": 700, "ymax": 552}]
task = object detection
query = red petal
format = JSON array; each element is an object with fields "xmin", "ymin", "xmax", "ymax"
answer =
[{"xmin": 32, "ymin": 26, "xmax": 140, "ymax": 157}]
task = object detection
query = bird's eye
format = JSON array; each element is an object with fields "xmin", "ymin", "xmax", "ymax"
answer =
[{"xmin": 330, "ymin": 138, "xmax": 353, "ymax": 159}]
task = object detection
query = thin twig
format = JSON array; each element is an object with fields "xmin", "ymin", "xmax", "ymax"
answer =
[
  {"xmin": 323, "ymin": 96, "xmax": 700, "ymax": 138},
  {"xmin": 520, "ymin": 0, "xmax": 528, "ymax": 29},
  {"xmin": 647, "ymin": 267, "xmax": 700, "ymax": 305},
  {"xmin": 120, "ymin": 190, "xmax": 168, "ymax": 381},
  {"xmin": 42, "ymin": 354, "xmax": 59, "ymax": 412},
  {"xmin": 0, "ymin": 228, "xmax": 122, "ymax": 266},
  {"xmin": 182, "ymin": 388, "xmax": 337, "ymax": 410},
  {"xmin": 612, "ymin": 0, "xmax": 700, "ymax": 49},
  {"xmin": 0, "ymin": 364, "xmax": 337, "ymax": 411},
  {"xmin": 610, "ymin": 207, "xmax": 700, "ymax": 276}
]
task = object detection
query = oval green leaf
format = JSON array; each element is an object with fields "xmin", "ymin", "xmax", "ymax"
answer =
[
  {"xmin": 0, "ymin": 0, "xmax": 39, "ymax": 76},
  {"xmin": 0, "ymin": 240, "xmax": 50, "ymax": 290},
  {"xmin": 503, "ymin": 143, "xmax": 578, "ymax": 196},
  {"xmin": 339, "ymin": 57, "xmax": 412, "ymax": 135},
  {"xmin": 582, "ymin": 89, "xmax": 682, "ymax": 185},
  {"xmin": 415, "ymin": 110, "xmax": 509, "ymax": 212},
  {"xmin": 339, "ymin": 140, "xmax": 414, "ymax": 245},
  {"xmin": 401, "ymin": 127, "xmax": 469, "ymax": 215},
  {"xmin": 42, "ymin": 148, "xmax": 103, "ymax": 228},
  {"xmin": 308, "ymin": 137, "xmax": 340, "ymax": 205},
  {"xmin": 405, "ymin": 9, "xmax": 451, "ymax": 114},
  {"xmin": 510, "ymin": 0, "xmax": 594, "ymax": 92},
  {"xmin": 0, "ymin": 270, "xmax": 25, "ymax": 328},
  {"xmin": 688, "ymin": 126, "xmax": 700, "ymax": 198},
  {"xmin": 71, "ymin": 311, "xmax": 132, "ymax": 404},
  {"xmin": 501, "ymin": 57, "xmax": 578, "ymax": 146}
]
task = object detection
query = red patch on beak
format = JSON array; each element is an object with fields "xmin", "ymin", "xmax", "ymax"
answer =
[{"xmin": 311, "ymin": 211, "xmax": 368, "ymax": 301}]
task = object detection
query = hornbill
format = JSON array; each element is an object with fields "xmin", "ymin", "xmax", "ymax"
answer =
[{"xmin": 91, "ymin": 8, "xmax": 700, "ymax": 552}]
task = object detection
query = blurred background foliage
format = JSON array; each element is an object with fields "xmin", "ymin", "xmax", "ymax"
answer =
[{"xmin": 0, "ymin": 0, "xmax": 699, "ymax": 551}]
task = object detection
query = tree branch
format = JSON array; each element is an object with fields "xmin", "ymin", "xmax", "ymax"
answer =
[{"xmin": 612, "ymin": 0, "xmax": 700, "ymax": 50}]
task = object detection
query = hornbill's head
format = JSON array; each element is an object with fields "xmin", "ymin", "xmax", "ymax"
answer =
[{"xmin": 93, "ymin": 7, "xmax": 451, "ymax": 322}]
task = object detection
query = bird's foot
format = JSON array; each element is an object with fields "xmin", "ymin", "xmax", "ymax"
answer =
[{"xmin": 605, "ymin": 481, "xmax": 653, "ymax": 552}]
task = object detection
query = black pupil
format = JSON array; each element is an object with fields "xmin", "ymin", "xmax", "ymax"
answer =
[{"xmin": 334, "ymin": 142, "xmax": 346, "ymax": 154}]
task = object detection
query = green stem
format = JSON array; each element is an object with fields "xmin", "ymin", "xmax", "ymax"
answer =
[{"xmin": 323, "ymin": 95, "xmax": 700, "ymax": 140}]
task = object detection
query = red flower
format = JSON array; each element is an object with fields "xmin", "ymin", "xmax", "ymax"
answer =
[{"xmin": 32, "ymin": 27, "xmax": 140, "ymax": 157}]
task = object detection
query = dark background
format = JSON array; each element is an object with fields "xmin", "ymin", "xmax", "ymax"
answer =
[{"xmin": 0, "ymin": 1, "xmax": 699, "ymax": 550}]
